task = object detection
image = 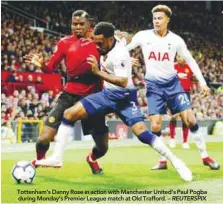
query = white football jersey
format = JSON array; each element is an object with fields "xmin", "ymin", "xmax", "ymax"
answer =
[
  {"xmin": 127, "ymin": 29, "xmax": 206, "ymax": 86},
  {"xmin": 100, "ymin": 36, "xmax": 134, "ymax": 90}
]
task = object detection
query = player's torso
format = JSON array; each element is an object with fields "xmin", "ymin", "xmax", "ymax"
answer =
[
  {"xmin": 63, "ymin": 36, "xmax": 98, "ymax": 76},
  {"xmin": 140, "ymin": 30, "xmax": 180, "ymax": 82},
  {"xmin": 61, "ymin": 36, "xmax": 102, "ymax": 96}
]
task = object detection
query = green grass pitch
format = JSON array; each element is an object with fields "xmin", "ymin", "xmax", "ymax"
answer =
[{"xmin": 2, "ymin": 142, "xmax": 223, "ymax": 203}]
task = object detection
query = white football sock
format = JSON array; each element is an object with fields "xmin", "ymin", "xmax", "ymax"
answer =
[
  {"xmin": 190, "ymin": 129, "xmax": 208, "ymax": 159},
  {"xmin": 152, "ymin": 137, "xmax": 177, "ymax": 163},
  {"xmin": 157, "ymin": 136, "xmax": 167, "ymax": 162},
  {"xmin": 52, "ymin": 123, "xmax": 73, "ymax": 161}
]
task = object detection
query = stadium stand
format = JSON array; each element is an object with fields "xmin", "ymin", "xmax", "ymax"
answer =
[{"xmin": 1, "ymin": 1, "xmax": 222, "ymax": 142}]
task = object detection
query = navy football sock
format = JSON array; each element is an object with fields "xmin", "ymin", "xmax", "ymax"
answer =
[
  {"xmin": 190, "ymin": 123, "xmax": 199, "ymax": 132},
  {"xmin": 137, "ymin": 131, "xmax": 156, "ymax": 145},
  {"xmin": 152, "ymin": 131, "xmax": 162, "ymax": 137},
  {"xmin": 62, "ymin": 117, "xmax": 74, "ymax": 126}
]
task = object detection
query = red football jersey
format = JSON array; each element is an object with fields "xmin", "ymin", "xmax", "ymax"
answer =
[
  {"xmin": 43, "ymin": 35, "xmax": 102, "ymax": 96},
  {"xmin": 174, "ymin": 63, "xmax": 193, "ymax": 92}
]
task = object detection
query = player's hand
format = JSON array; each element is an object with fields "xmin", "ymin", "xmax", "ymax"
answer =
[
  {"xmin": 23, "ymin": 53, "xmax": 44, "ymax": 68},
  {"xmin": 131, "ymin": 57, "xmax": 140, "ymax": 67},
  {"xmin": 87, "ymin": 55, "xmax": 99, "ymax": 75},
  {"xmin": 200, "ymin": 85, "xmax": 210, "ymax": 97}
]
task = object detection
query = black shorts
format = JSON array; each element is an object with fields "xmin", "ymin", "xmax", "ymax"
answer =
[{"xmin": 45, "ymin": 91, "xmax": 108, "ymax": 135}]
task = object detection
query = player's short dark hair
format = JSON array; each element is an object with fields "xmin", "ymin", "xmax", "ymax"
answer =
[
  {"xmin": 94, "ymin": 22, "xmax": 115, "ymax": 38},
  {"xmin": 72, "ymin": 10, "xmax": 89, "ymax": 19}
]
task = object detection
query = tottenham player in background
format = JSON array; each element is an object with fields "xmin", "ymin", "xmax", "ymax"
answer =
[
  {"xmin": 36, "ymin": 22, "xmax": 193, "ymax": 182},
  {"xmin": 127, "ymin": 5, "xmax": 220, "ymax": 170}
]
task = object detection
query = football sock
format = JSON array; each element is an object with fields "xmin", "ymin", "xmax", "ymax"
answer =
[
  {"xmin": 137, "ymin": 131, "xmax": 156, "ymax": 145},
  {"xmin": 52, "ymin": 117, "xmax": 74, "ymax": 161},
  {"xmin": 138, "ymin": 131, "xmax": 176, "ymax": 163},
  {"xmin": 36, "ymin": 140, "xmax": 50, "ymax": 160},
  {"xmin": 190, "ymin": 124, "xmax": 208, "ymax": 158},
  {"xmin": 151, "ymin": 136, "xmax": 178, "ymax": 163},
  {"xmin": 182, "ymin": 124, "xmax": 189, "ymax": 143},
  {"xmin": 152, "ymin": 131, "xmax": 167, "ymax": 163},
  {"xmin": 169, "ymin": 121, "xmax": 177, "ymax": 139}
]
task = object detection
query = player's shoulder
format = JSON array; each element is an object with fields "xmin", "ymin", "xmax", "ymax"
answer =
[
  {"xmin": 58, "ymin": 35, "xmax": 77, "ymax": 44},
  {"xmin": 168, "ymin": 30, "xmax": 184, "ymax": 42},
  {"xmin": 135, "ymin": 29, "xmax": 153, "ymax": 37},
  {"xmin": 109, "ymin": 38, "xmax": 130, "ymax": 61}
]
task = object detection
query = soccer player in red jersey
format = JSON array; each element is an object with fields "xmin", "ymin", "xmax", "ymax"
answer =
[
  {"xmin": 24, "ymin": 10, "xmax": 108, "ymax": 174},
  {"xmin": 169, "ymin": 55, "xmax": 193, "ymax": 149}
]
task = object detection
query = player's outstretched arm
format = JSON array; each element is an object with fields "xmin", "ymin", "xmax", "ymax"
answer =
[
  {"xmin": 177, "ymin": 39, "xmax": 210, "ymax": 96},
  {"xmin": 87, "ymin": 55, "xmax": 128, "ymax": 88}
]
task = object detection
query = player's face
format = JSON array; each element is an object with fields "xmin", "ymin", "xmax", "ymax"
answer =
[
  {"xmin": 93, "ymin": 34, "xmax": 110, "ymax": 55},
  {"xmin": 71, "ymin": 16, "xmax": 90, "ymax": 38},
  {"xmin": 176, "ymin": 55, "xmax": 185, "ymax": 64},
  {"xmin": 153, "ymin": 12, "xmax": 169, "ymax": 33}
]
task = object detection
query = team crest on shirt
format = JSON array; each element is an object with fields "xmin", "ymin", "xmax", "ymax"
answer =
[
  {"xmin": 48, "ymin": 116, "xmax": 55, "ymax": 123},
  {"xmin": 185, "ymin": 68, "xmax": 189, "ymax": 73}
]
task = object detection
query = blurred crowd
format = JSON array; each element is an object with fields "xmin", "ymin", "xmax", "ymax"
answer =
[{"xmin": 1, "ymin": 1, "xmax": 223, "ymax": 126}]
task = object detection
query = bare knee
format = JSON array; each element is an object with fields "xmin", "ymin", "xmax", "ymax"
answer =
[
  {"xmin": 39, "ymin": 126, "xmax": 57, "ymax": 142},
  {"xmin": 151, "ymin": 121, "xmax": 162, "ymax": 132},
  {"xmin": 180, "ymin": 109, "xmax": 196, "ymax": 128},
  {"xmin": 131, "ymin": 122, "xmax": 147, "ymax": 136}
]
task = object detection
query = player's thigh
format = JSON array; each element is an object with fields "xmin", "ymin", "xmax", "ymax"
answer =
[
  {"xmin": 165, "ymin": 78, "xmax": 191, "ymax": 115},
  {"xmin": 80, "ymin": 92, "xmax": 110, "ymax": 135},
  {"xmin": 115, "ymin": 97, "xmax": 145, "ymax": 127},
  {"xmin": 167, "ymin": 92, "xmax": 191, "ymax": 115},
  {"xmin": 44, "ymin": 92, "xmax": 78, "ymax": 130},
  {"xmin": 64, "ymin": 101, "xmax": 88, "ymax": 121},
  {"xmin": 146, "ymin": 91, "xmax": 166, "ymax": 115}
]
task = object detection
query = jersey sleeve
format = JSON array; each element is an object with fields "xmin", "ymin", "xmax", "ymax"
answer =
[
  {"xmin": 177, "ymin": 37, "xmax": 206, "ymax": 86},
  {"xmin": 43, "ymin": 39, "xmax": 65, "ymax": 73},
  {"xmin": 126, "ymin": 31, "xmax": 143, "ymax": 51},
  {"xmin": 112, "ymin": 51, "xmax": 131, "ymax": 78}
]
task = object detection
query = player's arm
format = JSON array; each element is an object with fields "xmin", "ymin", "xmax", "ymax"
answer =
[
  {"xmin": 87, "ymin": 55, "xmax": 128, "ymax": 88},
  {"xmin": 177, "ymin": 38, "xmax": 209, "ymax": 95},
  {"xmin": 126, "ymin": 31, "xmax": 143, "ymax": 51},
  {"xmin": 24, "ymin": 40, "xmax": 65, "ymax": 73}
]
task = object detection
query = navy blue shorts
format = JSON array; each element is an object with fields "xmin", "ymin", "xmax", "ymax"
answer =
[
  {"xmin": 146, "ymin": 76, "xmax": 191, "ymax": 115},
  {"xmin": 81, "ymin": 88, "xmax": 145, "ymax": 127}
]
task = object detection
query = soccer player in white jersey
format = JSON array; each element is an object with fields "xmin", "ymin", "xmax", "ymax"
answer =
[
  {"xmin": 35, "ymin": 22, "xmax": 193, "ymax": 181},
  {"xmin": 127, "ymin": 5, "xmax": 220, "ymax": 170}
]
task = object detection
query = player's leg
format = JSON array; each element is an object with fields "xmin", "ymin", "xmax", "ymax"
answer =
[
  {"xmin": 179, "ymin": 109, "xmax": 220, "ymax": 170},
  {"xmin": 146, "ymin": 89, "xmax": 168, "ymax": 170},
  {"xmin": 82, "ymin": 113, "xmax": 109, "ymax": 175},
  {"xmin": 35, "ymin": 101, "xmax": 89, "ymax": 167},
  {"xmin": 116, "ymin": 97, "xmax": 192, "ymax": 181},
  {"xmin": 36, "ymin": 91, "xmax": 110, "ymax": 167},
  {"xmin": 181, "ymin": 92, "xmax": 190, "ymax": 149},
  {"xmin": 182, "ymin": 122, "xmax": 190, "ymax": 149},
  {"xmin": 167, "ymin": 80, "xmax": 219, "ymax": 170},
  {"xmin": 33, "ymin": 92, "xmax": 76, "ymax": 166},
  {"xmin": 169, "ymin": 114, "xmax": 178, "ymax": 148}
]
